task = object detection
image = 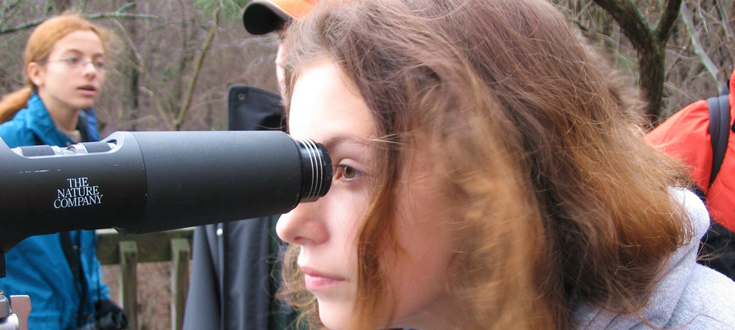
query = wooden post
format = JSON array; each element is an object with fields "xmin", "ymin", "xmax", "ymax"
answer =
[
  {"xmin": 119, "ymin": 241, "xmax": 138, "ymax": 330},
  {"xmin": 97, "ymin": 229, "xmax": 193, "ymax": 329},
  {"xmin": 170, "ymin": 238, "xmax": 190, "ymax": 330}
]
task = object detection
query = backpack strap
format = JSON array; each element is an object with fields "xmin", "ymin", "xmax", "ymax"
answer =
[{"xmin": 707, "ymin": 80, "xmax": 731, "ymax": 187}]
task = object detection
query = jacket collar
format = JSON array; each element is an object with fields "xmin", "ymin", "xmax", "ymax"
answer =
[{"xmin": 26, "ymin": 92, "xmax": 98, "ymax": 145}]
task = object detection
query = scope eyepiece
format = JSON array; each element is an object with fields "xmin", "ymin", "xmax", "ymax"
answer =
[{"xmin": 297, "ymin": 139, "xmax": 332, "ymax": 202}]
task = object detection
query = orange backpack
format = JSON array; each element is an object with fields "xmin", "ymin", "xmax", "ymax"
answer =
[{"xmin": 645, "ymin": 70, "xmax": 734, "ymax": 233}]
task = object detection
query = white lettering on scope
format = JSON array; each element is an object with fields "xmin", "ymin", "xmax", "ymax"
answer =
[{"xmin": 53, "ymin": 177, "xmax": 104, "ymax": 209}]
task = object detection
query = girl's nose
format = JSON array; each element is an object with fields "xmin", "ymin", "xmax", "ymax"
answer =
[
  {"xmin": 276, "ymin": 201, "xmax": 329, "ymax": 246},
  {"xmin": 81, "ymin": 61, "xmax": 100, "ymax": 77}
]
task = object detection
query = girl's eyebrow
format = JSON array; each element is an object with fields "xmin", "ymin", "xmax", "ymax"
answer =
[
  {"xmin": 322, "ymin": 135, "xmax": 377, "ymax": 163},
  {"xmin": 323, "ymin": 135, "xmax": 373, "ymax": 152}
]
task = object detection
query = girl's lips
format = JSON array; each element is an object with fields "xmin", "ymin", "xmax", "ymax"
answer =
[
  {"xmin": 77, "ymin": 85, "xmax": 97, "ymax": 94},
  {"xmin": 301, "ymin": 266, "xmax": 346, "ymax": 291},
  {"xmin": 77, "ymin": 87, "xmax": 97, "ymax": 97}
]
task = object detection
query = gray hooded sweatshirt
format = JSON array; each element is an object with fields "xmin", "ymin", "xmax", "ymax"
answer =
[{"xmin": 574, "ymin": 188, "xmax": 735, "ymax": 329}]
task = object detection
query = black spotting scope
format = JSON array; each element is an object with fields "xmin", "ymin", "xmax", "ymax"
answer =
[{"xmin": 0, "ymin": 130, "xmax": 332, "ymax": 276}]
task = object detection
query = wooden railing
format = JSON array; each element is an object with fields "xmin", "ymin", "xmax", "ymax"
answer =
[{"xmin": 96, "ymin": 228, "xmax": 194, "ymax": 330}]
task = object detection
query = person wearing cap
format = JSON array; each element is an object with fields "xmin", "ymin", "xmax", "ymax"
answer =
[
  {"xmin": 244, "ymin": 0, "xmax": 315, "ymax": 94},
  {"xmin": 242, "ymin": 0, "xmax": 314, "ymax": 34},
  {"xmin": 181, "ymin": 1, "xmax": 314, "ymax": 330}
]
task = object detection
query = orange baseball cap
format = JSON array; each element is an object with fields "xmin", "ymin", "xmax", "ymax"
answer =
[{"xmin": 242, "ymin": 0, "xmax": 316, "ymax": 35}]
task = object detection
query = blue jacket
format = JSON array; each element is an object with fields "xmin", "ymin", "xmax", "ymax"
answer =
[{"xmin": 0, "ymin": 93, "xmax": 109, "ymax": 330}]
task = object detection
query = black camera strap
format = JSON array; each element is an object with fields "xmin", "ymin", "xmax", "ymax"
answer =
[
  {"xmin": 77, "ymin": 110, "xmax": 91, "ymax": 143},
  {"xmin": 60, "ymin": 231, "xmax": 90, "ymax": 328}
]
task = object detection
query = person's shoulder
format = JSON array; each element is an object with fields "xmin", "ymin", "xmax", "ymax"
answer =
[
  {"xmin": 670, "ymin": 188, "xmax": 709, "ymax": 239},
  {"xmin": 0, "ymin": 111, "xmax": 35, "ymax": 147},
  {"xmin": 657, "ymin": 189, "xmax": 735, "ymax": 329},
  {"xmin": 666, "ymin": 264, "xmax": 735, "ymax": 329}
]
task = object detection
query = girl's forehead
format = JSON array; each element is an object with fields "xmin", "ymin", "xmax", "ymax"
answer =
[
  {"xmin": 289, "ymin": 59, "xmax": 375, "ymax": 142},
  {"xmin": 51, "ymin": 30, "xmax": 104, "ymax": 55}
]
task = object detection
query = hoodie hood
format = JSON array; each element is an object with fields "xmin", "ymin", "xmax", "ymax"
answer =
[{"xmin": 573, "ymin": 188, "xmax": 735, "ymax": 329}]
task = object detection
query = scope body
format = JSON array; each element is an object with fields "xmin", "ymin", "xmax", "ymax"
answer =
[{"xmin": 0, "ymin": 131, "xmax": 331, "ymax": 255}]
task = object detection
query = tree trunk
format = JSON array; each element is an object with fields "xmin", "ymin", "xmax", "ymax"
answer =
[
  {"xmin": 637, "ymin": 42, "xmax": 666, "ymax": 125},
  {"xmin": 592, "ymin": 0, "xmax": 683, "ymax": 125},
  {"xmin": 126, "ymin": 0, "xmax": 140, "ymax": 130}
]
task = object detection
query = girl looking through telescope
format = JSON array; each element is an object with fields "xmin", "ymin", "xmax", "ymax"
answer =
[{"xmin": 275, "ymin": 0, "xmax": 735, "ymax": 329}]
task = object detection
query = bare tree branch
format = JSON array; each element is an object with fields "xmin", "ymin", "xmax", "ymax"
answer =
[
  {"xmin": 4, "ymin": 0, "xmax": 21, "ymax": 12},
  {"xmin": 116, "ymin": 1, "xmax": 138, "ymax": 14},
  {"xmin": 0, "ymin": 0, "xmax": 23, "ymax": 29},
  {"xmin": 716, "ymin": 0, "xmax": 735, "ymax": 61},
  {"xmin": 574, "ymin": 0, "xmax": 595, "ymax": 22},
  {"xmin": 680, "ymin": 1, "xmax": 724, "ymax": 86},
  {"xmin": 0, "ymin": 16, "xmax": 47, "ymax": 34},
  {"xmin": 174, "ymin": 0, "xmax": 222, "ymax": 130},
  {"xmin": 111, "ymin": 18, "xmax": 173, "ymax": 128},
  {"xmin": 170, "ymin": 0, "xmax": 192, "ymax": 122},
  {"xmin": 592, "ymin": 0, "xmax": 653, "ymax": 51},
  {"xmin": 0, "ymin": 2, "xmax": 157, "ymax": 35},
  {"xmin": 85, "ymin": 12, "xmax": 157, "ymax": 20},
  {"xmin": 657, "ymin": 0, "xmax": 683, "ymax": 41}
]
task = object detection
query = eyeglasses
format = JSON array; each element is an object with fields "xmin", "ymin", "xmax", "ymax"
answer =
[{"xmin": 43, "ymin": 57, "xmax": 106, "ymax": 73}]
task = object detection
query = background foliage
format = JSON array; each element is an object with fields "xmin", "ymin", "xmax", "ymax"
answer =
[
  {"xmin": 550, "ymin": 0, "xmax": 733, "ymax": 122},
  {"xmin": 0, "ymin": 0, "xmax": 732, "ymax": 132}
]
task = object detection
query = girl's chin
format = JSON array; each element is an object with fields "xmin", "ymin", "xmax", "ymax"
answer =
[
  {"xmin": 316, "ymin": 299, "xmax": 355, "ymax": 330},
  {"xmin": 71, "ymin": 100, "xmax": 96, "ymax": 110}
]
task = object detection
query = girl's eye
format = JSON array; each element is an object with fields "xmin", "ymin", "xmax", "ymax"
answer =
[
  {"xmin": 65, "ymin": 57, "xmax": 80, "ymax": 65},
  {"xmin": 336, "ymin": 165, "xmax": 361, "ymax": 180}
]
